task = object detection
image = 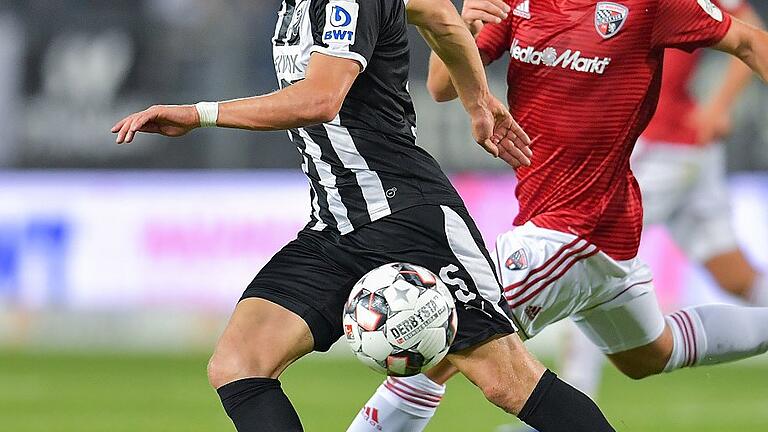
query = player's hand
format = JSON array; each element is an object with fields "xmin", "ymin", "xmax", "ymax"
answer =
[
  {"xmin": 462, "ymin": 0, "xmax": 511, "ymax": 36},
  {"xmin": 470, "ymin": 95, "xmax": 532, "ymax": 169},
  {"xmin": 111, "ymin": 105, "xmax": 199, "ymax": 144},
  {"xmin": 687, "ymin": 104, "xmax": 731, "ymax": 145}
]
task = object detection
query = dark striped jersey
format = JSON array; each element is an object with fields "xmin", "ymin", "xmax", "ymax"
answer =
[
  {"xmin": 476, "ymin": 0, "xmax": 732, "ymax": 260},
  {"xmin": 272, "ymin": 0, "xmax": 462, "ymax": 234}
]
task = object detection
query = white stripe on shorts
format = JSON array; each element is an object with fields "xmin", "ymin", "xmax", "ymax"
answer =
[{"xmin": 440, "ymin": 206, "xmax": 514, "ymax": 325}]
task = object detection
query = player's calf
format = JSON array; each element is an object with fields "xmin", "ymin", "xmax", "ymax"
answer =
[
  {"xmin": 350, "ymin": 334, "xmax": 615, "ymax": 432},
  {"xmin": 449, "ymin": 334, "xmax": 615, "ymax": 431},
  {"xmin": 608, "ymin": 305, "xmax": 768, "ymax": 380},
  {"xmin": 606, "ymin": 327, "xmax": 674, "ymax": 380},
  {"xmin": 208, "ymin": 298, "xmax": 315, "ymax": 432},
  {"xmin": 448, "ymin": 335, "xmax": 544, "ymax": 414}
]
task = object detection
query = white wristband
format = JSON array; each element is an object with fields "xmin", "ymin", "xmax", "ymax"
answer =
[{"xmin": 195, "ymin": 102, "xmax": 219, "ymax": 128}]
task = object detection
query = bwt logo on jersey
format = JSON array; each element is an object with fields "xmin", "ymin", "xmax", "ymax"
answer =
[
  {"xmin": 510, "ymin": 39, "xmax": 612, "ymax": 75},
  {"xmin": 331, "ymin": 5, "xmax": 352, "ymax": 27},
  {"xmin": 324, "ymin": 1, "xmax": 359, "ymax": 45}
]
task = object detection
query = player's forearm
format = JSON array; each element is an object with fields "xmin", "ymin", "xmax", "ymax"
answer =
[
  {"xmin": 216, "ymin": 81, "xmax": 341, "ymax": 131},
  {"xmin": 705, "ymin": 57, "xmax": 753, "ymax": 115},
  {"xmin": 427, "ymin": 52, "xmax": 460, "ymax": 102},
  {"xmin": 408, "ymin": 0, "xmax": 491, "ymax": 112},
  {"xmin": 707, "ymin": 10, "xmax": 764, "ymax": 113},
  {"xmin": 717, "ymin": 17, "xmax": 768, "ymax": 84},
  {"xmin": 737, "ymin": 28, "xmax": 768, "ymax": 83}
]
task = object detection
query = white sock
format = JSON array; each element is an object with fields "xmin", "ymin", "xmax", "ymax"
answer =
[
  {"xmin": 665, "ymin": 305, "xmax": 768, "ymax": 371},
  {"xmin": 346, "ymin": 374, "xmax": 444, "ymax": 432},
  {"xmin": 749, "ymin": 273, "xmax": 768, "ymax": 307},
  {"xmin": 559, "ymin": 324, "xmax": 605, "ymax": 398}
]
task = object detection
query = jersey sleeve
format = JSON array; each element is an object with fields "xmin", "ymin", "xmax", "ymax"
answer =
[
  {"xmin": 310, "ymin": 0, "xmax": 382, "ymax": 71},
  {"xmin": 651, "ymin": 0, "xmax": 733, "ymax": 52},
  {"xmin": 475, "ymin": 11, "xmax": 514, "ymax": 63}
]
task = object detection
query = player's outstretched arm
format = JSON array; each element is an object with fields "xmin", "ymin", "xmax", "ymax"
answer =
[
  {"xmin": 111, "ymin": 54, "xmax": 360, "ymax": 144},
  {"xmin": 407, "ymin": 0, "xmax": 530, "ymax": 168},
  {"xmin": 424, "ymin": 0, "xmax": 507, "ymax": 103},
  {"xmin": 692, "ymin": 7, "xmax": 765, "ymax": 144},
  {"xmin": 714, "ymin": 16, "xmax": 768, "ymax": 84}
]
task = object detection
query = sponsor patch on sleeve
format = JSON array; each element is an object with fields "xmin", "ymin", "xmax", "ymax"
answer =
[
  {"xmin": 323, "ymin": 1, "xmax": 359, "ymax": 47},
  {"xmin": 697, "ymin": 0, "xmax": 724, "ymax": 22}
]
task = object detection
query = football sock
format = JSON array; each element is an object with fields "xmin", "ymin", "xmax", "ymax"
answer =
[
  {"xmin": 346, "ymin": 374, "xmax": 444, "ymax": 432},
  {"xmin": 518, "ymin": 370, "xmax": 614, "ymax": 432},
  {"xmin": 665, "ymin": 305, "xmax": 768, "ymax": 371},
  {"xmin": 559, "ymin": 325, "xmax": 605, "ymax": 398},
  {"xmin": 217, "ymin": 377, "xmax": 303, "ymax": 432},
  {"xmin": 749, "ymin": 273, "xmax": 768, "ymax": 307}
]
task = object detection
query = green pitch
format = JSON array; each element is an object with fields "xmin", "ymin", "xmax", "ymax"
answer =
[{"xmin": 1, "ymin": 351, "xmax": 766, "ymax": 431}]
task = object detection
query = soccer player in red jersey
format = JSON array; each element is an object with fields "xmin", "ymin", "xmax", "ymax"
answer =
[
  {"xmin": 545, "ymin": 0, "xmax": 768, "ymax": 417},
  {"xmin": 347, "ymin": 0, "xmax": 768, "ymax": 430},
  {"xmin": 499, "ymin": 2, "xmax": 768, "ymax": 430}
]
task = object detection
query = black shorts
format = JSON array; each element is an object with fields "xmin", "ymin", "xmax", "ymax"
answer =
[{"xmin": 242, "ymin": 204, "xmax": 516, "ymax": 352}]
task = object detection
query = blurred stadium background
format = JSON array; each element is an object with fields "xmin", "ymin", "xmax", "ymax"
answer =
[{"xmin": 1, "ymin": 1, "xmax": 767, "ymax": 431}]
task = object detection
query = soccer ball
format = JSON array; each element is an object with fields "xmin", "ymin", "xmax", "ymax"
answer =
[{"xmin": 343, "ymin": 263, "xmax": 458, "ymax": 377}]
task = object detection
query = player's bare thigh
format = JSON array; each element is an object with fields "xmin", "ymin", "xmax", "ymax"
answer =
[{"xmin": 207, "ymin": 298, "xmax": 315, "ymax": 388}]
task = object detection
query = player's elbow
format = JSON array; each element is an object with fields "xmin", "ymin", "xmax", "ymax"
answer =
[
  {"xmin": 306, "ymin": 92, "xmax": 343, "ymax": 124},
  {"xmin": 428, "ymin": 79, "xmax": 457, "ymax": 102},
  {"xmin": 408, "ymin": 0, "xmax": 462, "ymax": 37}
]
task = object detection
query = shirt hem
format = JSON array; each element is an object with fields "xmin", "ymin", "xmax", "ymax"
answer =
[{"xmin": 516, "ymin": 218, "xmax": 640, "ymax": 261}]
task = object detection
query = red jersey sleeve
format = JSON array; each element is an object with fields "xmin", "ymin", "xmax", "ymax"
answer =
[
  {"xmin": 651, "ymin": 0, "xmax": 733, "ymax": 52},
  {"xmin": 475, "ymin": 4, "xmax": 515, "ymax": 63}
]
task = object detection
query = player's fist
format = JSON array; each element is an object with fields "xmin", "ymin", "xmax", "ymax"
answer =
[
  {"xmin": 470, "ymin": 95, "xmax": 532, "ymax": 169},
  {"xmin": 111, "ymin": 104, "xmax": 199, "ymax": 144},
  {"xmin": 461, "ymin": 0, "xmax": 511, "ymax": 36}
]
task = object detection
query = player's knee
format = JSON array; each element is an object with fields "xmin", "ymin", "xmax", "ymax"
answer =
[
  {"xmin": 479, "ymin": 381, "xmax": 527, "ymax": 415},
  {"xmin": 207, "ymin": 350, "xmax": 246, "ymax": 389},
  {"xmin": 207, "ymin": 345, "xmax": 282, "ymax": 389}
]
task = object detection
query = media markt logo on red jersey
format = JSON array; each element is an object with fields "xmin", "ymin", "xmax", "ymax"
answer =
[
  {"xmin": 510, "ymin": 39, "xmax": 612, "ymax": 75},
  {"xmin": 595, "ymin": 2, "xmax": 629, "ymax": 39}
]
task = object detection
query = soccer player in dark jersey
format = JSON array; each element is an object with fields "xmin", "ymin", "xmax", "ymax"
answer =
[
  {"xmin": 347, "ymin": 0, "xmax": 768, "ymax": 430},
  {"xmin": 111, "ymin": 0, "xmax": 617, "ymax": 431}
]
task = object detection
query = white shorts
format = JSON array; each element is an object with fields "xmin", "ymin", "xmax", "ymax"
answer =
[
  {"xmin": 632, "ymin": 140, "xmax": 737, "ymax": 262},
  {"xmin": 494, "ymin": 223, "xmax": 665, "ymax": 354}
]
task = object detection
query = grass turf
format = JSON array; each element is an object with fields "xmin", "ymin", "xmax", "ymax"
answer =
[{"xmin": 1, "ymin": 351, "xmax": 766, "ymax": 431}]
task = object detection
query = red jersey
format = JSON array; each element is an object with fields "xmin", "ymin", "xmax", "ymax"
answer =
[
  {"xmin": 642, "ymin": 0, "xmax": 749, "ymax": 145},
  {"xmin": 477, "ymin": 0, "xmax": 733, "ymax": 259}
]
